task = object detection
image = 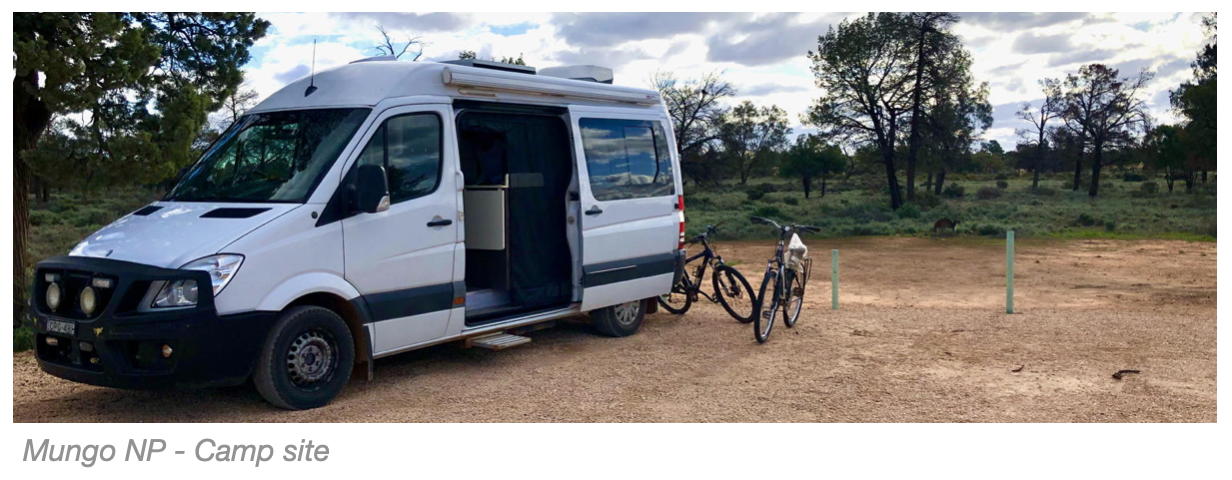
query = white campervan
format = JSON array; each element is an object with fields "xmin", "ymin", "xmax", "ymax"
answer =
[{"xmin": 31, "ymin": 59, "xmax": 687, "ymax": 409}]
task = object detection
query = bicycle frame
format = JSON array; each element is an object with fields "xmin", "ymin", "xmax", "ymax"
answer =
[{"xmin": 680, "ymin": 236, "xmax": 724, "ymax": 302}]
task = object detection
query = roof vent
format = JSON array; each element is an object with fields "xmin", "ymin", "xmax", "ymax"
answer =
[
  {"xmin": 350, "ymin": 55, "xmax": 397, "ymax": 64},
  {"xmin": 539, "ymin": 65, "xmax": 613, "ymax": 84},
  {"xmin": 441, "ymin": 59, "xmax": 536, "ymax": 75}
]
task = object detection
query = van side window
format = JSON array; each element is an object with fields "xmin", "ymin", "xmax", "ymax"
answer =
[
  {"xmin": 355, "ymin": 113, "xmax": 443, "ymax": 203},
  {"xmin": 579, "ymin": 118, "xmax": 675, "ymax": 201}
]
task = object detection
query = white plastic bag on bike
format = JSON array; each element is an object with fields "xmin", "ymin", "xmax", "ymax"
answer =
[{"xmin": 786, "ymin": 232, "xmax": 809, "ymax": 273}]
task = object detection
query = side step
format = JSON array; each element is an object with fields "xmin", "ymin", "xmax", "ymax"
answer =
[{"xmin": 465, "ymin": 333, "xmax": 531, "ymax": 351}]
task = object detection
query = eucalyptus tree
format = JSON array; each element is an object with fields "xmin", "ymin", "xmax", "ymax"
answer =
[
  {"xmin": 1016, "ymin": 79, "xmax": 1064, "ymax": 189},
  {"xmin": 807, "ymin": 13, "xmax": 915, "ymax": 209},
  {"xmin": 1061, "ymin": 64, "xmax": 1152, "ymax": 198},
  {"xmin": 719, "ymin": 101, "xmax": 790, "ymax": 185}
]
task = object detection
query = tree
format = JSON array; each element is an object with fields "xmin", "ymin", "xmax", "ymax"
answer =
[
  {"xmin": 1171, "ymin": 13, "xmax": 1216, "ymax": 184},
  {"xmin": 807, "ymin": 13, "xmax": 915, "ymax": 209},
  {"xmin": 222, "ymin": 85, "xmax": 260, "ymax": 124},
  {"xmin": 374, "ymin": 25, "xmax": 424, "ymax": 60},
  {"xmin": 13, "ymin": 13, "xmax": 268, "ymax": 317},
  {"xmin": 718, "ymin": 101, "xmax": 789, "ymax": 185},
  {"xmin": 1016, "ymin": 78, "xmax": 1063, "ymax": 189},
  {"xmin": 457, "ymin": 50, "xmax": 527, "ymax": 65},
  {"xmin": 899, "ymin": 12, "xmax": 962, "ymax": 202},
  {"xmin": 920, "ymin": 75, "xmax": 991, "ymax": 193},
  {"xmin": 651, "ymin": 71, "xmax": 735, "ymax": 184},
  {"xmin": 1145, "ymin": 124, "xmax": 1185, "ymax": 192},
  {"xmin": 1061, "ymin": 64, "xmax": 1152, "ymax": 197},
  {"xmin": 780, "ymin": 134, "xmax": 847, "ymax": 198}
]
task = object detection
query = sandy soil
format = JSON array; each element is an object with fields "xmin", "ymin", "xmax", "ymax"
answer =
[{"xmin": 13, "ymin": 237, "xmax": 1216, "ymax": 422}]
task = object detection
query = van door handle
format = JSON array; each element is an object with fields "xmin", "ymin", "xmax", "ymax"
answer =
[
  {"xmin": 427, "ymin": 217, "xmax": 453, "ymax": 227},
  {"xmin": 584, "ymin": 206, "xmax": 603, "ymax": 216}
]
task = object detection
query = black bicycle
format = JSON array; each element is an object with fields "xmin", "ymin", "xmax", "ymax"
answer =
[
  {"xmin": 750, "ymin": 216, "xmax": 818, "ymax": 343},
  {"xmin": 658, "ymin": 224, "xmax": 758, "ymax": 323}
]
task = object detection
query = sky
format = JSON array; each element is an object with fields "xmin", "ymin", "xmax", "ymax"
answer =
[{"xmin": 239, "ymin": 12, "xmax": 1211, "ymax": 149}]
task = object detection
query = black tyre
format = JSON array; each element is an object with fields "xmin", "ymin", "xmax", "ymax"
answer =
[
  {"xmin": 783, "ymin": 269, "xmax": 805, "ymax": 328},
  {"xmin": 591, "ymin": 300, "xmax": 645, "ymax": 337},
  {"xmin": 657, "ymin": 276, "xmax": 694, "ymax": 315},
  {"xmin": 754, "ymin": 270, "xmax": 780, "ymax": 343},
  {"xmin": 713, "ymin": 265, "xmax": 756, "ymax": 323},
  {"xmin": 254, "ymin": 306, "xmax": 354, "ymax": 410}
]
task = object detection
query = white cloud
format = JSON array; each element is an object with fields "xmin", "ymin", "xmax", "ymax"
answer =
[{"xmin": 239, "ymin": 12, "xmax": 1209, "ymax": 148}]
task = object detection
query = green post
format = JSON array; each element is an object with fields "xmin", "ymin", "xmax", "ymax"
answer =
[
  {"xmin": 831, "ymin": 249, "xmax": 839, "ymax": 310},
  {"xmin": 1006, "ymin": 230, "xmax": 1015, "ymax": 314}
]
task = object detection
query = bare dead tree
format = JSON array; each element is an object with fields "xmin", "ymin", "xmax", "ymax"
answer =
[
  {"xmin": 374, "ymin": 25, "xmax": 424, "ymax": 61},
  {"xmin": 1015, "ymin": 78, "xmax": 1063, "ymax": 190}
]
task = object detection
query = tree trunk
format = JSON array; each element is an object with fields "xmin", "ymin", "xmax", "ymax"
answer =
[
  {"xmin": 933, "ymin": 170, "xmax": 946, "ymax": 195},
  {"xmin": 1166, "ymin": 168, "xmax": 1175, "ymax": 192},
  {"xmin": 801, "ymin": 175, "xmax": 811, "ymax": 198},
  {"xmin": 1088, "ymin": 144, "xmax": 1103, "ymax": 198},
  {"xmin": 1185, "ymin": 169, "xmax": 1195, "ymax": 193},
  {"xmin": 1033, "ymin": 130, "xmax": 1045, "ymax": 190},
  {"xmin": 1072, "ymin": 146, "xmax": 1084, "ymax": 191},
  {"xmin": 14, "ymin": 71, "xmax": 51, "ymax": 327},
  {"xmin": 904, "ymin": 23, "xmax": 928, "ymax": 202},
  {"xmin": 881, "ymin": 148, "xmax": 902, "ymax": 209},
  {"xmin": 820, "ymin": 174, "xmax": 827, "ymax": 197},
  {"xmin": 1201, "ymin": 170, "xmax": 1207, "ymax": 183}
]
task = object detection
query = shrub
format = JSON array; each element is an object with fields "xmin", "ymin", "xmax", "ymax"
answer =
[
  {"xmin": 1140, "ymin": 182, "xmax": 1159, "ymax": 194},
  {"xmin": 942, "ymin": 183, "xmax": 965, "ymax": 198},
  {"xmin": 782, "ymin": 196, "xmax": 799, "ymax": 206},
  {"xmin": 994, "ymin": 173, "xmax": 1009, "ymax": 181},
  {"xmin": 1104, "ymin": 220, "xmax": 1117, "ymax": 232},
  {"xmin": 896, "ymin": 203, "xmax": 922, "ymax": 219},
  {"xmin": 751, "ymin": 205, "xmax": 782, "ymax": 219},
  {"xmin": 996, "ymin": 180, "xmax": 1009, "ymax": 189},
  {"xmin": 1122, "ymin": 172, "xmax": 1146, "ymax": 182},
  {"xmin": 29, "ymin": 210, "xmax": 58, "ymax": 227},
  {"xmin": 1030, "ymin": 186, "xmax": 1058, "ymax": 196},
  {"xmin": 1074, "ymin": 213, "xmax": 1098, "ymax": 227},
  {"xmin": 913, "ymin": 191, "xmax": 941, "ymax": 209},
  {"xmin": 745, "ymin": 189, "xmax": 766, "ymax": 201},
  {"xmin": 976, "ymin": 187, "xmax": 1001, "ymax": 200}
]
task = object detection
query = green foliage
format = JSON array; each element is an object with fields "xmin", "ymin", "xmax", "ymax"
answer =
[
  {"xmin": 14, "ymin": 326, "xmax": 35, "ymax": 353},
  {"xmin": 1123, "ymin": 172, "xmax": 1146, "ymax": 182},
  {"xmin": 896, "ymin": 203, "xmax": 922, "ymax": 219},
  {"xmin": 720, "ymin": 100, "xmax": 790, "ymax": 184},
  {"xmin": 996, "ymin": 180, "xmax": 1009, "ymax": 189},
  {"xmin": 913, "ymin": 191, "xmax": 941, "ymax": 209},
  {"xmin": 746, "ymin": 189, "xmax": 767, "ymax": 201},
  {"xmin": 943, "ymin": 183, "xmax": 966, "ymax": 198},
  {"xmin": 779, "ymin": 134, "xmax": 847, "ymax": 197}
]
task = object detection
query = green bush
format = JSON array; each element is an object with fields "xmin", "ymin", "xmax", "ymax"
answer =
[
  {"xmin": 1074, "ymin": 213, "xmax": 1099, "ymax": 227},
  {"xmin": 976, "ymin": 187, "xmax": 1001, "ymax": 199},
  {"xmin": 1030, "ymin": 186, "xmax": 1058, "ymax": 196},
  {"xmin": 29, "ymin": 210, "xmax": 58, "ymax": 226},
  {"xmin": 783, "ymin": 196, "xmax": 799, "ymax": 205},
  {"xmin": 745, "ymin": 189, "xmax": 766, "ymax": 201},
  {"xmin": 896, "ymin": 203, "xmax": 922, "ymax": 219},
  {"xmin": 1104, "ymin": 220, "xmax": 1118, "ymax": 232},
  {"xmin": 913, "ymin": 191, "xmax": 941, "ymax": 209},
  {"xmin": 942, "ymin": 183, "xmax": 965, "ymax": 198},
  {"xmin": 751, "ymin": 205, "xmax": 782, "ymax": 219},
  {"xmin": 1140, "ymin": 182, "xmax": 1159, "ymax": 194},
  {"xmin": 996, "ymin": 180, "xmax": 1009, "ymax": 189},
  {"xmin": 1123, "ymin": 172, "xmax": 1146, "ymax": 182},
  {"xmin": 994, "ymin": 173, "xmax": 1009, "ymax": 181}
]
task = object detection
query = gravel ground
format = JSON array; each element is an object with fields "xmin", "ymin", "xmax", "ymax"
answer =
[{"xmin": 13, "ymin": 237, "xmax": 1215, "ymax": 422}]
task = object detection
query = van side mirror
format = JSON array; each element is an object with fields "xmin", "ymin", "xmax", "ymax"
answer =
[{"xmin": 355, "ymin": 164, "xmax": 390, "ymax": 214}]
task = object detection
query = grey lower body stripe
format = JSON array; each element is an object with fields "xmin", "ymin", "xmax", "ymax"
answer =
[{"xmin": 582, "ymin": 252, "xmax": 676, "ymax": 287}]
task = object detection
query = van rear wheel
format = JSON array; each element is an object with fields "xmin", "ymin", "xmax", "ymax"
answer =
[
  {"xmin": 591, "ymin": 300, "xmax": 645, "ymax": 337},
  {"xmin": 254, "ymin": 306, "xmax": 354, "ymax": 410}
]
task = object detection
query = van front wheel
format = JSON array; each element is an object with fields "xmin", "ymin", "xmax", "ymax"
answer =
[
  {"xmin": 254, "ymin": 306, "xmax": 354, "ymax": 410},
  {"xmin": 591, "ymin": 300, "xmax": 645, "ymax": 337}
]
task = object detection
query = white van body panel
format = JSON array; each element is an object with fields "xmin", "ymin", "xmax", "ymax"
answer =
[
  {"xmin": 568, "ymin": 106, "xmax": 680, "ymax": 310},
  {"xmin": 68, "ymin": 202, "xmax": 299, "ymax": 269},
  {"xmin": 217, "ymin": 203, "xmax": 350, "ymax": 315}
]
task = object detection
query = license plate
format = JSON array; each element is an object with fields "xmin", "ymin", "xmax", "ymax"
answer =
[{"xmin": 46, "ymin": 319, "xmax": 75, "ymax": 336}]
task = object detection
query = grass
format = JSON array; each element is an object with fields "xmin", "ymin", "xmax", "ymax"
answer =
[{"xmin": 684, "ymin": 172, "xmax": 1217, "ymax": 242}]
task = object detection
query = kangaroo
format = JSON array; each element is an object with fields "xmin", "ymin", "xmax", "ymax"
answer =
[{"xmin": 933, "ymin": 218, "xmax": 959, "ymax": 234}]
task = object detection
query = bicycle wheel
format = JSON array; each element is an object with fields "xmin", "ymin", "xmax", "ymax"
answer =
[
  {"xmin": 713, "ymin": 264, "xmax": 756, "ymax": 323},
  {"xmin": 658, "ymin": 275, "xmax": 694, "ymax": 315},
  {"xmin": 754, "ymin": 269, "xmax": 780, "ymax": 343},
  {"xmin": 783, "ymin": 269, "xmax": 805, "ymax": 328}
]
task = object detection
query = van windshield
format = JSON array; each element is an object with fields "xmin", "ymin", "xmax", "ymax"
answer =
[{"xmin": 166, "ymin": 108, "xmax": 371, "ymax": 203}]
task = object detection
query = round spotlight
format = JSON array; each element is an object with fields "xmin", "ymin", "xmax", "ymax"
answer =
[
  {"xmin": 80, "ymin": 286, "xmax": 97, "ymax": 316},
  {"xmin": 46, "ymin": 282, "xmax": 62, "ymax": 312}
]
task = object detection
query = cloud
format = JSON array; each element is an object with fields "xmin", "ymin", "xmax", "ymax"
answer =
[
  {"xmin": 550, "ymin": 12, "xmax": 726, "ymax": 47},
  {"xmin": 274, "ymin": 64, "xmax": 310, "ymax": 83},
  {"xmin": 960, "ymin": 12, "xmax": 1087, "ymax": 30},
  {"xmin": 705, "ymin": 13, "xmax": 837, "ymax": 66},
  {"xmin": 1012, "ymin": 32, "xmax": 1073, "ymax": 54},
  {"xmin": 1047, "ymin": 48, "xmax": 1118, "ymax": 67},
  {"xmin": 740, "ymin": 83, "xmax": 809, "ymax": 96},
  {"xmin": 329, "ymin": 12, "xmax": 472, "ymax": 32}
]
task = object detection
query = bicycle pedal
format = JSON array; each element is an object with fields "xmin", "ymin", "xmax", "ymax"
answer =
[{"xmin": 762, "ymin": 311, "xmax": 772, "ymax": 319}]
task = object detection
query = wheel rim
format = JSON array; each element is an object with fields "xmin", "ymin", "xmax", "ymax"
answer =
[
  {"xmin": 660, "ymin": 283, "xmax": 689, "ymax": 309},
  {"xmin": 286, "ymin": 329, "xmax": 337, "ymax": 387},
  {"xmin": 613, "ymin": 301, "xmax": 640, "ymax": 327},
  {"xmin": 785, "ymin": 274, "xmax": 804, "ymax": 325},
  {"xmin": 717, "ymin": 270, "xmax": 754, "ymax": 318}
]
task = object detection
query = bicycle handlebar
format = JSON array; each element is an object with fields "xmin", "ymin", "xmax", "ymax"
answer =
[{"xmin": 750, "ymin": 216, "xmax": 819, "ymax": 235}]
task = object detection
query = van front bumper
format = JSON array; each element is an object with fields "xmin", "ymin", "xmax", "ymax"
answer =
[{"xmin": 31, "ymin": 256, "xmax": 278, "ymax": 389}]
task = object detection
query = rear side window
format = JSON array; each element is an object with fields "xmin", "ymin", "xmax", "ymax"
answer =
[
  {"xmin": 579, "ymin": 118, "xmax": 675, "ymax": 201},
  {"xmin": 356, "ymin": 113, "xmax": 443, "ymax": 203}
]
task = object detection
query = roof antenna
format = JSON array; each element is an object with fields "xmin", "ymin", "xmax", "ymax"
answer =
[{"xmin": 304, "ymin": 38, "xmax": 319, "ymax": 97}]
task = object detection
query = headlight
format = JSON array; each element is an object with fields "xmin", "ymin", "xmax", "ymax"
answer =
[
  {"xmin": 80, "ymin": 286, "xmax": 98, "ymax": 316},
  {"xmin": 46, "ymin": 282, "xmax": 62, "ymax": 311},
  {"xmin": 152, "ymin": 279, "xmax": 199, "ymax": 308},
  {"xmin": 150, "ymin": 254, "xmax": 243, "ymax": 308}
]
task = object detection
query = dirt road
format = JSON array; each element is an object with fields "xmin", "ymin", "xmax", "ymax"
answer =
[{"xmin": 13, "ymin": 237, "xmax": 1216, "ymax": 422}]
